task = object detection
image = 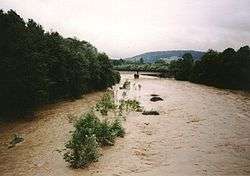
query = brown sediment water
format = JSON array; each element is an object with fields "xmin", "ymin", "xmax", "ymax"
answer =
[{"xmin": 0, "ymin": 72, "xmax": 250, "ymax": 176}]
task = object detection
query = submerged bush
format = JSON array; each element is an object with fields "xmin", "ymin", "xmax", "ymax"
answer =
[
  {"xmin": 64, "ymin": 134, "xmax": 99, "ymax": 168},
  {"xmin": 64, "ymin": 111, "xmax": 124, "ymax": 168},
  {"xmin": 64, "ymin": 94, "xmax": 139, "ymax": 168},
  {"xmin": 96, "ymin": 92, "xmax": 116, "ymax": 115},
  {"xmin": 110, "ymin": 119, "xmax": 125, "ymax": 138},
  {"xmin": 95, "ymin": 118, "xmax": 125, "ymax": 146},
  {"xmin": 95, "ymin": 119, "xmax": 116, "ymax": 146},
  {"xmin": 119, "ymin": 99, "xmax": 142, "ymax": 112},
  {"xmin": 64, "ymin": 112, "xmax": 100, "ymax": 168},
  {"xmin": 8, "ymin": 133, "xmax": 24, "ymax": 148}
]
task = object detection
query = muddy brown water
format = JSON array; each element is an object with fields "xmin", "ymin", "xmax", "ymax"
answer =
[{"xmin": 0, "ymin": 73, "xmax": 250, "ymax": 176}]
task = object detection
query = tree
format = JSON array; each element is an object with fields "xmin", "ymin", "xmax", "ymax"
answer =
[
  {"xmin": 0, "ymin": 9, "xmax": 120, "ymax": 119},
  {"xmin": 182, "ymin": 53, "xmax": 193, "ymax": 60},
  {"xmin": 139, "ymin": 58, "xmax": 144, "ymax": 64},
  {"xmin": 169, "ymin": 53, "xmax": 194, "ymax": 81}
]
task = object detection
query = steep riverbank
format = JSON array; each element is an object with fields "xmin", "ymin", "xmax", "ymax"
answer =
[{"xmin": 0, "ymin": 73, "xmax": 249, "ymax": 176}]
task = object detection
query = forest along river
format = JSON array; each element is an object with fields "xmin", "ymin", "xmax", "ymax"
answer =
[{"xmin": 0, "ymin": 72, "xmax": 250, "ymax": 176}]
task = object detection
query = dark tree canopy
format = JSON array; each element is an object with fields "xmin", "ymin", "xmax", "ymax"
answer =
[
  {"xmin": 0, "ymin": 9, "xmax": 120, "ymax": 119},
  {"xmin": 174, "ymin": 48, "xmax": 250, "ymax": 90},
  {"xmin": 113, "ymin": 48, "xmax": 250, "ymax": 90}
]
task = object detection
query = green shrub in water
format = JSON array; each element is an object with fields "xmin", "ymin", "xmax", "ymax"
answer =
[
  {"xmin": 96, "ymin": 92, "xmax": 116, "ymax": 115},
  {"xmin": 95, "ymin": 118, "xmax": 125, "ymax": 146},
  {"xmin": 64, "ymin": 112, "xmax": 100, "ymax": 168},
  {"xmin": 64, "ymin": 134, "xmax": 99, "ymax": 168},
  {"xmin": 64, "ymin": 111, "xmax": 125, "ymax": 168},
  {"xmin": 96, "ymin": 119, "xmax": 115, "ymax": 146},
  {"xmin": 110, "ymin": 119, "xmax": 125, "ymax": 138},
  {"xmin": 119, "ymin": 99, "xmax": 142, "ymax": 112},
  {"xmin": 8, "ymin": 133, "xmax": 24, "ymax": 148}
]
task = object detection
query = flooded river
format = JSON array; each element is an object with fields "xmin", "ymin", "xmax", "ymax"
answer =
[{"xmin": 0, "ymin": 72, "xmax": 250, "ymax": 175}]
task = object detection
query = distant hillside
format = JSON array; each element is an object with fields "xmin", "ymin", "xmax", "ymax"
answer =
[{"xmin": 126, "ymin": 50, "xmax": 205, "ymax": 63}]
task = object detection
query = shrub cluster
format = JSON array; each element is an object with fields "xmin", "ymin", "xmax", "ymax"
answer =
[
  {"xmin": 64, "ymin": 111, "xmax": 124, "ymax": 168},
  {"xmin": 119, "ymin": 99, "xmax": 142, "ymax": 112},
  {"xmin": 64, "ymin": 93, "xmax": 142, "ymax": 168},
  {"xmin": 95, "ymin": 92, "xmax": 116, "ymax": 115},
  {"xmin": 0, "ymin": 10, "xmax": 120, "ymax": 118}
]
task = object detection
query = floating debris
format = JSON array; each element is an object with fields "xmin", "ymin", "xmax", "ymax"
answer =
[
  {"xmin": 134, "ymin": 74, "xmax": 139, "ymax": 79},
  {"xmin": 122, "ymin": 91, "xmax": 127, "ymax": 98},
  {"xmin": 150, "ymin": 94, "xmax": 159, "ymax": 97},
  {"xmin": 134, "ymin": 71, "xmax": 139, "ymax": 79},
  {"xmin": 150, "ymin": 97, "xmax": 163, "ymax": 102},
  {"xmin": 120, "ymin": 80, "xmax": 131, "ymax": 89},
  {"xmin": 142, "ymin": 111, "xmax": 160, "ymax": 115},
  {"xmin": 8, "ymin": 134, "xmax": 24, "ymax": 148},
  {"xmin": 138, "ymin": 84, "xmax": 142, "ymax": 90},
  {"xmin": 186, "ymin": 117, "xmax": 204, "ymax": 123}
]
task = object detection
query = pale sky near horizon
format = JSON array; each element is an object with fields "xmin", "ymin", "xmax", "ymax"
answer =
[{"xmin": 1, "ymin": 0, "xmax": 250, "ymax": 58}]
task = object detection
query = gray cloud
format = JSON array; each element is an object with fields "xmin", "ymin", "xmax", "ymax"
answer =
[{"xmin": 1, "ymin": 0, "xmax": 250, "ymax": 58}]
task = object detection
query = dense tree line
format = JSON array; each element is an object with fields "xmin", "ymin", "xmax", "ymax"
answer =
[
  {"xmin": 168, "ymin": 46, "xmax": 250, "ymax": 90},
  {"xmin": 0, "ymin": 10, "xmax": 120, "ymax": 118},
  {"xmin": 113, "ymin": 47, "xmax": 250, "ymax": 90},
  {"xmin": 112, "ymin": 59, "xmax": 169, "ymax": 72}
]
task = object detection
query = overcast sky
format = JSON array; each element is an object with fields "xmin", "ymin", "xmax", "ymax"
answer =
[{"xmin": 1, "ymin": 0, "xmax": 250, "ymax": 58}]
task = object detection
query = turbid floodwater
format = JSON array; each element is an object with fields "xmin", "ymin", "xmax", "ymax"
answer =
[{"xmin": 0, "ymin": 72, "xmax": 250, "ymax": 176}]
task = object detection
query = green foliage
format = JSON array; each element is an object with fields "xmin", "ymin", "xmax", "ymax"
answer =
[
  {"xmin": 189, "ymin": 47, "xmax": 250, "ymax": 90},
  {"xmin": 112, "ymin": 58, "xmax": 169, "ymax": 72},
  {"xmin": 96, "ymin": 92, "xmax": 116, "ymax": 115},
  {"xmin": 169, "ymin": 53, "xmax": 194, "ymax": 81},
  {"xmin": 119, "ymin": 100, "xmax": 142, "ymax": 112},
  {"xmin": 113, "ymin": 62, "xmax": 169, "ymax": 72},
  {"xmin": 112, "ymin": 70, "xmax": 121, "ymax": 84},
  {"xmin": 0, "ymin": 10, "xmax": 120, "ymax": 118},
  {"xmin": 168, "ymin": 48, "xmax": 250, "ymax": 90},
  {"xmin": 64, "ymin": 111, "xmax": 124, "ymax": 168},
  {"xmin": 95, "ymin": 119, "xmax": 116, "ymax": 146},
  {"xmin": 110, "ymin": 119, "xmax": 125, "ymax": 137},
  {"xmin": 64, "ymin": 134, "xmax": 99, "ymax": 168},
  {"xmin": 113, "ymin": 47, "xmax": 250, "ymax": 90},
  {"xmin": 73, "ymin": 111, "xmax": 101, "ymax": 137},
  {"xmin": 139, "ymin": 58, "xmax": 144, "ymax": 64}
]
